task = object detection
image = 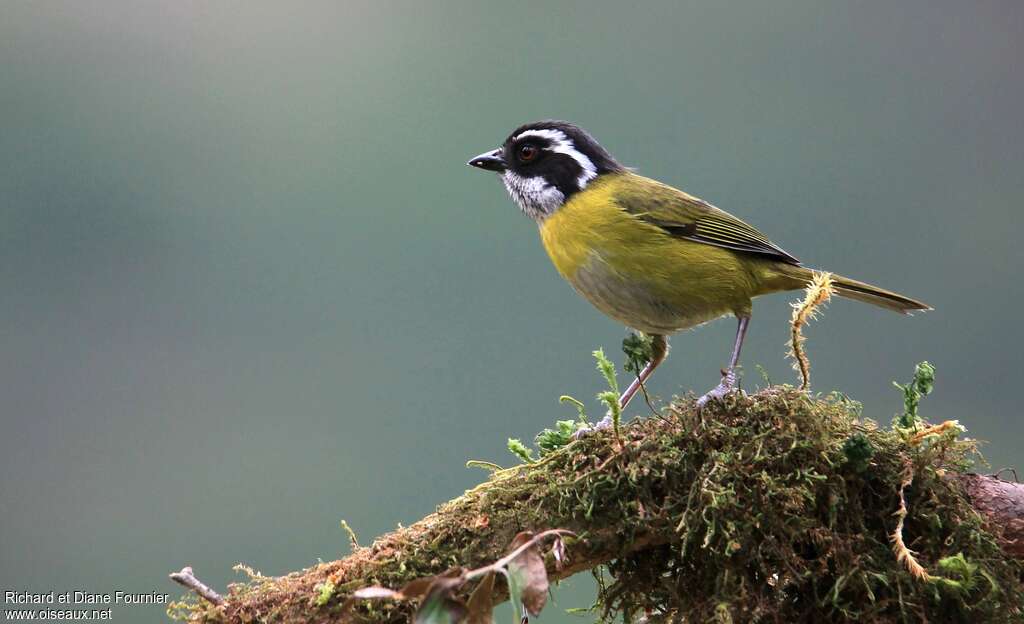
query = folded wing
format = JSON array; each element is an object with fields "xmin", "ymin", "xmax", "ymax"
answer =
[{"xmin": 614, "ymin": 174, "xmax": 800, "ymax": 266}]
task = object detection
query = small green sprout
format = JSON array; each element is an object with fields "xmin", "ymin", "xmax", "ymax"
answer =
[
  {"xmin": 593, "ymin": 348, "xmax": 619, "ymax": 394},
  {"xmin": 559, "ymin": 395, "xmax": 588, "ymax": 424},
  {"xmin": 894, "ymin": 361, "xmax": 936, "ymax": 429},
  {"xmin": 930, "ymin": 553, "xmax": 994, "ymax": 595},
  {"xmin": 507, "ymin": 438, "xmax": 535, "ymax": 464},
  {"xmin": 507, "ymin": 348, "xmax": 627, "ymax": 463},
  {"xmin": 535, "ymin": 420, "xmax": 585, "ymax": 456},
  {"xmin": 593, "ymin": 348, "xmax": 623, "ymax": 443},
  {"xmin": 339, "ymin": 519, "xmax": 359, "ymax": 551}
]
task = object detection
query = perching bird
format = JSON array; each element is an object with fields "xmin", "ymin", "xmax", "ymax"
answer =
[{"xmin": 468, "ymin": 121, "xmax": 930, "ymax": 410}]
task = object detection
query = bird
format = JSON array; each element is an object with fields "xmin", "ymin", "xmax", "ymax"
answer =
[{"xmin": 467, "ymin": 120, "xmax": 930, "ymax": 411}]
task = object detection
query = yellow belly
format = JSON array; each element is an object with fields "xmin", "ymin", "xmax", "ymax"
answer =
[{"xmin": 538, "ymin": 176, "xmax": 762, "ymax": 334}]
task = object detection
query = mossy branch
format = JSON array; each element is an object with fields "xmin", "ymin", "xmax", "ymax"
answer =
[{"xmin": 170, "ymin": 389, "xmax": 1024, "ymax": 624}]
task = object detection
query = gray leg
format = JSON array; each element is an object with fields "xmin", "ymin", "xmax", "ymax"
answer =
[
  {"xmin": 697, "ymin": 316, "xmax": 750, "ymax": 408},
  {"xmin": 577, "ymin": 335, "xmax": 668, "ymax": 436},
  {"xmin": 618, "ymin": 334, "xmax": 668, "ymax": 410}
]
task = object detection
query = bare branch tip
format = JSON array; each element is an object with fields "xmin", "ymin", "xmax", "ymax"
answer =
[{"xmin": 170, "ymin": 566, "xmax": 226, "ymax": 606}]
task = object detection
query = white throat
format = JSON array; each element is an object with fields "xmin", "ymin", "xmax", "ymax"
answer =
[{"xmin": 501, "ymin": 171, "xmax": 564, "ymax": 221}]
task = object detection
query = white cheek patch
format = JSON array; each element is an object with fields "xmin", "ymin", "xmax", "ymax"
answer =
[
  {"xmin": 502, "ymin": 171, "xmax": 565, "ymax": 220},
  {"xmin": 512, "ymin": 128, "xmax": 597, "ymax": 190}
]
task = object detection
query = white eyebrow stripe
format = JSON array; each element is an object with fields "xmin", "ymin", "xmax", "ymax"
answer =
[{"xmin": 513, "ymin": 128, "xmax": 597, "ymax": 189}]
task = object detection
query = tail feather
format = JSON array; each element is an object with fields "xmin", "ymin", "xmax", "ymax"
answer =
[
  {"xmin": 831, "ymin": 275, "xmax": 931, "ymax": 314},
  {"xmin": 779, "ymin": 266, "xmax": 931, "ymax": 315}
]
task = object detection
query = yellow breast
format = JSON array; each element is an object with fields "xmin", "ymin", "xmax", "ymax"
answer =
[
  {"xmin": 536, "ymin": 173, "xmax": 758, "ymax": 333},
  {"xmin": 538, "ymin": 174, "xmax": 642, "ymax": 279}
]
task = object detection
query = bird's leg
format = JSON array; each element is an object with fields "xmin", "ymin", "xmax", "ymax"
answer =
[
  {"xmin": 697, "ymin": 316, "xmax": 750, "ymax": 408},
  {"xmin": 577, "ymin": 334, "xmax": 668, "ymax": 436},
  {"xmin": 618, "ymin": 334, "xmax": 668, "ymax": 410}
]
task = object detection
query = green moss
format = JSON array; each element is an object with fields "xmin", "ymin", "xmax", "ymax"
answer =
[
  {"xmin": 586, "ymin": 389, "xmax": 1021, "ymax": 622},
  {"xmin": 312, "ymin": 581, "xmax": 335, "ymax": 607},
  {"xmin": 842, "ymin": 432, "xmax": 874, "ymax": 473},
  {"xmin": 535, "ymin": 420, "xmax": 584, "ymax": 457},
  {"xmin": 173, "ymin": 387, "xmax": 1023, "ymax": 624}
]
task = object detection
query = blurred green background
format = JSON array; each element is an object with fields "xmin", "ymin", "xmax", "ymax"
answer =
[{"xmin": 2, "ymin": 1, "xmax": 1021, "ymax": 621}]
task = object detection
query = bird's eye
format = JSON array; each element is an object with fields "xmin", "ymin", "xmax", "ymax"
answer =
[{"xmin": 518, "ymin": 144, "xmax": 538, "ymax": 162}]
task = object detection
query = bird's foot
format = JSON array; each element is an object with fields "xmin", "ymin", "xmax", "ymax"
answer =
[
  {"xmin": 696, "ymin": 369, "xmax": 740, "ymax": 409},
  {"xmin": 572, "ymin": 414, "xmax": 613, "ymax": 439}
]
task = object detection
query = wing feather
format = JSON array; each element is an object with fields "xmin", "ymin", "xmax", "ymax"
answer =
[{"xmin": 614, "ymin": 174, "xmax": 800, "ymax": 265}]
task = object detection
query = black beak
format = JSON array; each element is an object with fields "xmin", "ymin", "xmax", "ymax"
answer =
[{"xmin": 467, "ymin": 149, "xmax": 507, "ymax": 172}]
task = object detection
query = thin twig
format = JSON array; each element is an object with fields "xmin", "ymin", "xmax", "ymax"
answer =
[
  {"xmin": 464, "ymin": 529, "xmax": 577, "ymax": 581},
  {"xmin": 990, "ymin": 467, "xmax": 1020, "ymax": 483},
  {"xmin": 170, "ymin": 566, "xmax": 225, "ymax": 606}
]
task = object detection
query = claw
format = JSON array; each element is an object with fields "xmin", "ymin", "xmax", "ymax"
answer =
[
  {"xmin": 696, "ymin": 370, "xmax": 739, "ymax": 409},
  {"xmin": 697, "ymin": 316, "xmax": 750, "ymax": 409},
  {"xmin": 571, "ymin": 415, "xmax": 613, "ymax": 439}
]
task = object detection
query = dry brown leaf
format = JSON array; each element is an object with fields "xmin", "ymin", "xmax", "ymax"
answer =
[
  {"xmin": 465, "ymin": 571, "xmax": 496, "ymax": 624},
  {"xmin": 507, "ymin": 532, "xmax": 549, "ymax": 619}
]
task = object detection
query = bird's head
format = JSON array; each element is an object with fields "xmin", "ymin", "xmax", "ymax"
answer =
[{"xmin": 468, "ymin": 120, "xmax": 624, "ymax": 220}]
